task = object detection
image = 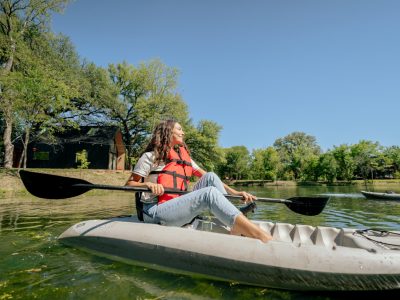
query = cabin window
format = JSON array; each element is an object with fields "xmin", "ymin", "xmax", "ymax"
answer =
[{"xmin": 33, "ymin": 151, "xmax": 49, "ymax": 160}]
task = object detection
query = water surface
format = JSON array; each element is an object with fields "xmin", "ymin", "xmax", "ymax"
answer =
[{"xmin": 1, "ymin": 185, "xmax": 399, "ymax": 299}]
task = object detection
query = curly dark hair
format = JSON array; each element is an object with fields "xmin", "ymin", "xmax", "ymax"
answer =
[{"xmin": 143, "ymin": 119, "xmax": 190, "ymax": 165}]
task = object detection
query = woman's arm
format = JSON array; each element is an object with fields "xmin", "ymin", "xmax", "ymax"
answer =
[
  {"xmin": 126, "ymin": 173, "xmax": 164, "ymax": 196},
  {"xmin": 194, "ymin": 168, "xmax": 207, "ymax": 177}
]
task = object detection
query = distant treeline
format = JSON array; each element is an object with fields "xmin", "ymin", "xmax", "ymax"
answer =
[{"xmin": 215, "ymin": 132, "xmax": 400, "ymax": 182}]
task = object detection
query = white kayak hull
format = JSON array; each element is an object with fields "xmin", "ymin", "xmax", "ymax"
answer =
[
  {"xmin": 58, "ymin": 217, "xmax": 400, "ymax": 291},
  {"xmin": 361, "ymin": 191, "xmax": 400, "ymax": 201}
]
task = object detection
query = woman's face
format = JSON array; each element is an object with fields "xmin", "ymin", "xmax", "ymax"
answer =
[{"xmin": 171, "ymin": 122, "xmax": 185, "ymax": 145}]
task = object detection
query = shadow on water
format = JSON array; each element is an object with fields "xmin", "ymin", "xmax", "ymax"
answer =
[{"xmin": 1, "ymin": 186, "xmax": 399, "ymax": 299}]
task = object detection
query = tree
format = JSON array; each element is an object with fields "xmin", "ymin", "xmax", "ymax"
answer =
[
  {"xmin": 0, "ymin": 111, "xmax": 4, "ymax": 164},
  {"xmin": 250, "ymin": 147, "xmax": 281, "ymax": 180},
  {"xmin": 273, "ymin": 132, "xmax": 321, "ymax": 180},
  {"xmin": 315, "ymin": 152, "xmax": 338, "ymax": 183},
  {"xmin": 103, "ymin": 60, "xmax": 189, "ymax": 163},
  {"xmin": 331, "ymin": 144, "xmax": 355, "ymax": 181},
  {"xmin": 302, "ymin": 154, "xmax": 321, "ymax": 181},
  {"xmin": 10, "ymin": 29, "xmax": 99, "ymax": 168},
  {"xmin": 0, "ymin": 0, "xmax": 70, "ymax": 168},
  {"xmin": 13, "ymin": 65, "xmax": 68, "ymax": 167},
  {"xmin": 218, "ymin": 146, "xmax": 251, "ymax": 180},
  {"xmin": 384, "ymin": 146, "xmax": 400, "ymax": 178},
  {"xmin": 351, "ymin": 140, "xmax": 383, "ymax": 181},
  {"xmin": 184, "ymin": 120, "xmax": 224, "ymax": 171}
]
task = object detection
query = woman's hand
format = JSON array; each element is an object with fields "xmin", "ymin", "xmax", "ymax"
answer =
[
  {"xmin": 145, "ymin": 182, "xmax": 165, "ymax": 195},
  {"xmin": 125, "ymin": 173, "xmax": 164, "ymax": 195},
  {"xmin": 236, "ymin": 191, "xmax": 257, "ymax": 204},
  {"xmin": 223, "ymin": 183, "xmax": 257, "ymax": 203}
]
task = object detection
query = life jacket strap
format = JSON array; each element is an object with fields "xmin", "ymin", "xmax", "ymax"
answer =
[
  {"xmin": 150, "ymin": 170, "xmax": 190, "ymax": 191},
  {"xmin": 150, "ymin": 170, "xmax": 191, "ymax": 182},
  {"xmin": 166, "ymin": 158, "xmax": 192, "ymax": 166}
]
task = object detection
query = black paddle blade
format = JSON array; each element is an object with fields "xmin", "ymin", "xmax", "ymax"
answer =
[
  {"xmin": 19, "ymin": 170, "xmax": 92, "ymax": 199},
  {"xmin": 285, "ymin": 196, "xmax": 330, "ymax": 216}
]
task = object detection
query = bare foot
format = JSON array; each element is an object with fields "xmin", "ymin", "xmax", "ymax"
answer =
[{"xmin": 231, "ymin": 214, "xmax": 273, "ymax": 243}]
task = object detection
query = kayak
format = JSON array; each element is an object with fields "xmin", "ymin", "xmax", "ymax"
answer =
[
  {"xmin": 58, "ymin": 216, "xmax": 400, "ymax": 291},
  {"xmin": 361, "ymin": 191, "xmax": 400, "ymax": 201}
]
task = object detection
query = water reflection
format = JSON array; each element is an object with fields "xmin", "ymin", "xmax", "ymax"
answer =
[{"xmin": 0, "ymin": 186, "xmax": 399, "ymax": 299}]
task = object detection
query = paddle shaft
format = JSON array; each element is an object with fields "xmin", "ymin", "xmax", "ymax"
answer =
[
  {"xmin": 19, "ymin": 170, "xmax": 329, "ymax": 215},
  {"xmin": 74, "ymin": 183, "xmax": 292, "ymax": 204}
]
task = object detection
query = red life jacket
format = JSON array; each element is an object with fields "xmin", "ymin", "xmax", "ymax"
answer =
[{"xmin": 152, "ymin": 146, "xmax": 193, "ymax": 204}]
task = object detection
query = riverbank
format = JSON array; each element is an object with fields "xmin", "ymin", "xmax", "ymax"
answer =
[
  {"xmin": 228, "ymin": 178, "xmax": 400, "ymax": 187},
  {"xmin": 1, "ymin": 168, "xmax": 400, "ymax": 198}
]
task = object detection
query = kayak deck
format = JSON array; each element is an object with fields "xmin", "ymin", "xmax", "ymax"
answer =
[{"xmin": 59, "ymin": 216, "xmax": 400, "ymax": 291}]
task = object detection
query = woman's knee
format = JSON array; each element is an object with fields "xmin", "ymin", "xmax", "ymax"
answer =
[
  {"xmin": 202, "ymin": 186, "xmax": 225, "ymax": 204},
  {"xmin": 202, "ymin": 172, "xmax": 222, "ymax": 185},
  {"xmin": 204, "ymin": 171, "xmax": 218, "ymax": 180},
  {"xmin": 198, "ymin": 186, "xmax": 217, "ymax": 197}
]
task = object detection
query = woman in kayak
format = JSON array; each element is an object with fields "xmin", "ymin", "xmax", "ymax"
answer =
[{"xmin": 126, "ymin": 119, "xmax": 272, "ymax": 242}]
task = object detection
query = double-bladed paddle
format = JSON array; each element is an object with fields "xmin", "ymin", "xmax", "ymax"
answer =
[{"xmin": 19, "ymin": 170, "xmax": 329, "ymax": 216}]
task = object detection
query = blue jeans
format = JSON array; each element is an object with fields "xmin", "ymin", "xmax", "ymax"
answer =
[{"xmin": 143, "ymin": 172, "xmax": 241, "ymax": 227}]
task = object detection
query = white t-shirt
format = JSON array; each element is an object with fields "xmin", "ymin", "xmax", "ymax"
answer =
[{"xmin": 132, "ymin": 151, "xmax": 201, "ymax": 203}]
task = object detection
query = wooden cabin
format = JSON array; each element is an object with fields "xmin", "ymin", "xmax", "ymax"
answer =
[{"xmin": 13, "ymin": 126, "xmax": 126, "ymax": 170}]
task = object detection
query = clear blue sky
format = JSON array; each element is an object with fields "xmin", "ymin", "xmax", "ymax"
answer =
[{"xmin": 51, "ymin": 0, "xmax": 400, "ymax": 152}]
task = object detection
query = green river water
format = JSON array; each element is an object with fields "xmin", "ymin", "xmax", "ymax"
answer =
[{"xmin": 1, "ymin": 185, "xmax": 399, "ymax": 299}]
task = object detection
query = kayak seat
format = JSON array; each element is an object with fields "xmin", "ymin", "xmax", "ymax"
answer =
[{"xmin": 334, "ymin": 229, "xmax": 385, "ymax": 251}]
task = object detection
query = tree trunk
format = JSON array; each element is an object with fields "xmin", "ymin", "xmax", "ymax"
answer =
[
  {"xmin": 18, "ymin": 147, "xmax": 24, "ymax": 169},
  {"xmin": 1, "ymin": 46, "xmax": 15, "ymax": 168},
  {"xmin": 4, "ymin": 47, "xmax": 14, "ymax": 72},
  {"xmin": 3, "ymin": 111, "xmax": 14, "ymax": 168},
  {"xmin": 23, "ymin": 128, "xmax": 30, "ymax": 168}
]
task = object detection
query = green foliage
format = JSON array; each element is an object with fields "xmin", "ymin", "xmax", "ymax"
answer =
[
  {"xmin": 302, "ymin": 155, "xmax": 320, "ymax": 181},
  {"xmin": 250, "ymin": 147, "xmax": 281, "ymax": 180},
  {"xmin": 185, "ymin": 120, "xmax": 224, "ymax": 171},
  {"xmin": 350, "ymin": 140, "xmax": 383, "ymax": 180},
  {"xmin": 6, "ymin": 31, "xmax": 92, "ymax": 166},
  {"xmin": 330, "ymin": 144, "xmax": 355, "ymax": 181},
  {"xmin": 0, "ymin": 112, "xmax": 3, "ymax": 164},
  {"xmin": 273, "ymin": 132, "xmax": 321, "ymax": 180},
  {"xmin": 383, "ymin": 146, "xmax": 400, "ymax": 175},
  {"xmin": 213, "ymin": 136, "xmax": 400, "ymax": 182},
  {"xmin": 0, "ymin": 0, "xmax": 72, "ymax": 167},
  {"xmin": 315, "ymin": 152, "xmax": 338, "ymax": 182},
  {"xmin": 76, "ymin": 149, "xmax": 90, "ymax": 169},
  {"xmin": 217, "ymin": 146, "xmax": 251, "ymax": 180},
  {"xmin": 102, "ymin": 59, "xmax": 190, "ymax": 162}
]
